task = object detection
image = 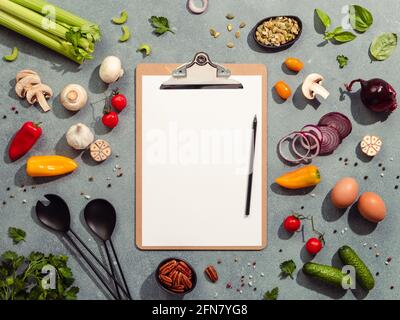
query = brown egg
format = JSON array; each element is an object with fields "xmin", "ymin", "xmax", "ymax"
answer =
[
  {"xmin": 331, "ymin": 177, "xmax": 359, "ymax": 208},
  {"xmin": 357, "ymin": 192, "xmax": 387, "ymax": 223}
]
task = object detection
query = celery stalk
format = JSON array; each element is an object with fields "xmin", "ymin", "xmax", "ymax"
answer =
[
  {"xmin": 0, "ymin": 10, "xmax": 83, "ymax": 63},
  {"xmin": 10, "ymin": 0, "xmax": 100, "ymax": 40},
  {"xmin": 0, "ymin": 0, "xmax": 69, "ymax": 39}
]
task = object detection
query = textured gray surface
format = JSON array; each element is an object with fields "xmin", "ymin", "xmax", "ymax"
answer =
[{"xmin": 0, "ymin": 0, "xmax": 399, "ymax": 300}]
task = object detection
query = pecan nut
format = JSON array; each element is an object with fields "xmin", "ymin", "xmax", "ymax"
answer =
[
  {"xmin": 181, "ymin": 273, "xmax": 193, "ymax": 289},
  {"xmin": 204, "ymin": 265, "xmax": 218, "ymax": 283},
  {"xmin": 159, "ymin": 260, "xmax": 178, "ymax": 275},
  {"xmin": 159, "ymin": 274, "xmax": 173, "ymax": 287}
]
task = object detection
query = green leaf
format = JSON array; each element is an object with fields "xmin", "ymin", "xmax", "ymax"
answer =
[
  {"xmin": 1, "ymin": 251, "xmax": 18, "ymax": 262},
  {"xmin": 64, "ymin": 287, "xmax": 79, "ymax": 300},
  {"xmin": 370, "ymin": 33, "xmax": 397, "ymax": 61},
  {"xmin": 336, "ymin": 55, "xmax": 349, "ymax": 68},
  {"xmin": 8, "ymin": 227, "xmax": 26, "ymax": 244},
  {"xmin": 331, "ymin": 27, "xmax": 357, "ymax": 43},
  {"xmin": 150, "ymin": 16, "xmax": 174, "ymax": 35},
  {"xmin": 349, "ymin": 5, "xmax": 373, "ymax": 33},
  {"xmin": 315, "ymin": 8, "xmax": 331, "ymax": 29},
  {"xmin": 279, "ymin": 260, "xmax": 297, "ymax": 279},
  {"xmin": 263, "ymin": 287, "xmax": 279, "ymax": 300}
]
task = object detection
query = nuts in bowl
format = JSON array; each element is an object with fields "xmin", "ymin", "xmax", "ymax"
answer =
[
  {"xmin": 253, "ymin": 15, "xmax": 302, "ymax": 50},
  {"xmin": 156, "ymin": 258, "xmax": 197, "ymax": 295}
]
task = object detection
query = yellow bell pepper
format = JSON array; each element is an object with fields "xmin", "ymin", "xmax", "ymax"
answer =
[
  {"xmin": 275, "ymin": 165, "xmax": 321, "ymax": 189},
  {"xmin": 26, "ymin": 155, "xmax": 78, "ymax": 177}
]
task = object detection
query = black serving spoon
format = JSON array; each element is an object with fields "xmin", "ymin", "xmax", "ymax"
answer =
[
  {"xmin": 84, "ymin": 199, "xmax": 132, "ymax": 300},
  {"xmin": 35, "ymin": 194, "xmax": 129, "ymax": 299}
]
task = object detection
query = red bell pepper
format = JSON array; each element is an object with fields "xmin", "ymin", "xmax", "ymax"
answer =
[{"xmin": 9, "ymin": 122, "xmax": 42, "ymax": 161}]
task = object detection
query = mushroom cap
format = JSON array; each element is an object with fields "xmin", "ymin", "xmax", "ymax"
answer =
[
  {"xmin": 15, "ymin": 75, "xmax": 41, "ymax": 98},
  {"xmin": 99, "ymin": 56, "xmax": 124, "ymax": 84},
  {"xmin": 26, "ymin": 84, "xmax": 53, "ymax": 104},
  {"xmin": 60, "ymin": 84, "xmax": 88, "ymax": 111},
  {"xmin": 16, "ymin": 69, "xmax": 39, "ymax": 83},
  {"xmin": 302, "ymin": 73, "xmax": 325, "ymax": 99}
]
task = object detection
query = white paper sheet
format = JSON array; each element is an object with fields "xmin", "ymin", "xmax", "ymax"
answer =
[{"xmin": 140, "ymin": 75, "xmax": 264, "ymax": 247}]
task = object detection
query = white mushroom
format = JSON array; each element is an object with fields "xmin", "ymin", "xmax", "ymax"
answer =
[
  {"xmin": 99, "ymin": 56, "xmax": 124, "ymax": 84},
  {"xmin": 15, "ymin": 75, "xmax": 41, "ymax": 98},
  {"xmin": 25, "ymin": 84, "xmax": 53, "ymax": 112},
  {"xmin": 60, "ymin": 84, "xmax": 88, "ymax": 111},
  {"xmin": 302, "ymin": 73, "xmax": 330, "ymax": 100},
  {"xmin": 16, "ymin": 69, "xmax": 39, "ymax": 83}
]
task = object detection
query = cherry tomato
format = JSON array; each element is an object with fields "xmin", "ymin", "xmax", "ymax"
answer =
[
  {"xmin": 283, "ymin": 215, "xmax": 301, "ymax": 232},
  {"xmin": 284, "ymin": 57, "xmax": 304, "ymax": 72},
  {"xmin": 111, "ymin": 92, "xmax": 127, "ymax": 112},
  {"xmin": 102, "ymin": 111, "xmax": 119, "ymax": 129},
  {"xmin": 305, "ymin": 237, "xmax": 323, "ymax": 255},
  {"xmin": 274, "ymin": 81, "xmax": 291, "ymax": 100}
]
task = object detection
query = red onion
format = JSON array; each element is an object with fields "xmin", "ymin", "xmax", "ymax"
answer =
[
  {"xmin": 187, "ymin": 0, "xmax": 208, "ymax": 14},
  {"xmin": 292, "ymin": 132, "xmax": 321, "ymax": 160},
  {"xmin": 278, "ymin": 132, "xmax": 321, "ymax": 164},
  {"xmin": 318, "ymin": 126, "xmax": 341, "ymax": 155},
  {"xmin": 300, "ymin": 125, "xmax": 322, "ymax": 150},
  {"xmin": 318, "ymin": 112, "xmax": 352, "ymax": 139},
  {"xmin": 345, "ymin": 78, "xmax": 397, "ymax": 113}
]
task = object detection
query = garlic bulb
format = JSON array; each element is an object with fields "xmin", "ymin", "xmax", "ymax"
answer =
[
  {"xmin": 99, "ymin": 56, "xmax": 124, "ymax": 84},
  {"xmin": 60, "ymin": 84, "xmax": 88, "ymax": 111},
  {"xmin": 66, "ymin": 123, "xmax": 94, "ymax": 150}
]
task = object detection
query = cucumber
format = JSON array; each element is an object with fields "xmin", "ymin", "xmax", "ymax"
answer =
[
  {"xmin": 303, "ymin": 262, "xmax": 351, "ymax": 288},
  {"xmin": 338, "ymin": 245, "xmax": 375, "ymax": 290}
]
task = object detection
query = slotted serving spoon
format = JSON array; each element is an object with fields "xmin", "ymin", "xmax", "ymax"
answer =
[
  {"xmin": 35, "ymin": 194, "xmax": 129, "ymax": 299},
  {"xmin": 84, "ymin": 199, "xmax": 131, "ymax": 300}
]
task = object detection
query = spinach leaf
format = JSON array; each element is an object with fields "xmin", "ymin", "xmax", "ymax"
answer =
[
  {"xmin": 370, "ymin": 33, "xmax": 397, "ymax": 61},
  {"xmin": 349, "ymin": 5, "xmax": 373, "ymax": 33}
]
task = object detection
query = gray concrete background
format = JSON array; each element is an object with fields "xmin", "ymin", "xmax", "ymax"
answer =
[{"xmin": 0, "ymin": 0, "xmax": 399, "ymax": 300}]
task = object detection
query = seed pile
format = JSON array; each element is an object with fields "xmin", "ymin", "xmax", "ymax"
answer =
[{"xmin": 255, "ymin": 16, "xmax": 300, "ymax": 47}]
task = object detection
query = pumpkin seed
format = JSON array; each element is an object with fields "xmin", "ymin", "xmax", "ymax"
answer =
[
  {"xmin": 227, "ymin": 42, "xmax": 235, "ymax": 48},
  {"xmin": 209, "ymin": 28, "xmax": 216, "ymax": 37},
  {"xmin": 214, "ymin": 31, "xmax": 221, "ymax": 38},
  {"xmin": 255, "ymin": 16, "xmax": 300, "ymax": 47},
  {"xmin": 235, "ymin": 31, "xmax": 241, "ymax": 39},
  {"xmin": 239, "ymin": 22, "xmax": 246, "ymax": 28},
  {"xmin": 227, "ymin": 23, "xmax": 233, "ymax": 32},
  {"xmin": 226, "ymin": 13, "xmax": 235, "ymax": 20}
]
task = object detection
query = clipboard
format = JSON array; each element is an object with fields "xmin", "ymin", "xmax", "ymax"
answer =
[{"xmin": 136, "ymin": 52, "xmax": 267, "ymax": 250}]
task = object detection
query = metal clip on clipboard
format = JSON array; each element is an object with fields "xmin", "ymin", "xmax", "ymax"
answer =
[{"xmin": 160, "ymin": 52, "xmax": 243, "ymax": 90}]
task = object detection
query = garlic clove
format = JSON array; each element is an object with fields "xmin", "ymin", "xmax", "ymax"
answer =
[{"xmin": 66, "ymin": 123, "xmax": 94, "ymax": 150}]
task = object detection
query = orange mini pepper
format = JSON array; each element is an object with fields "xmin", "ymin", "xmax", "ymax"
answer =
[
  {"xmin": 26, "ymin": 155, "xmax": 78, "ymax": 177},
  {"xmin": 275, "ymin": 165, "xmax": 321, "ymax": 189}
]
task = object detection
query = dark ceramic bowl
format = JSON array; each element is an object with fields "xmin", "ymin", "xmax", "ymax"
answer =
[
  {"xmin": 155, "ymin": 258, "xmax": 197, "ymax": 295},
  {"xmin": 253, "ymin": 15, "xmax": 303, "ymax": 51}
]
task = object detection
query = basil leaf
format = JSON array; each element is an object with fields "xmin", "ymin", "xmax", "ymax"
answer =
[
  {"xmin": 332, "ymin": 27, "xmax": 357, "ymax": 43},
  {"xmin": 315, "ymin": 8, "xmax": 331, "ymax": 29},
  {"xmin": 370, "ymin": 33, "xmax": 397, "ymax": 61},
  {"xmin": 349, "ymin": 5, "xmax": 373, "ymax": 33}
]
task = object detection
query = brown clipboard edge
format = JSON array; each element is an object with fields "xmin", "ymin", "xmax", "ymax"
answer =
[{"xmin": 135, "ymin": 64, "xmax": 267, "ymax": 251}]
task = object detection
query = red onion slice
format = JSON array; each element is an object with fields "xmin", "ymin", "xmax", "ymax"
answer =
[
  {"xmin": 187, "ymin": 0, "xmax": 208, "ymax": 14},
  {"xmin": 278, "ymin": 132, "xmax": 311, "ymax": 164},
  {"xmin": 318, "ymin": 112, "xmax": 352, "ymax": 140},
  {"xmin": 300, "ymin": 125, "xmax": 323, "ymax": 150},
  {"xmin": 293, "ymin": 132, "xmax": 321, "ymax": 160},
  {"xmin": 318, "ymin": 126, "xmax": 341, "ymax": 155}
]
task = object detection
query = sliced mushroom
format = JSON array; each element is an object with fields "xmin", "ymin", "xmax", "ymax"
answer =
[
  {"xmin": 90, "ymin": 139, "xmax": 112, "ymax": 162},
  {"xmin": 26, "ymin": 84, "xmax": 53, "ymax": 112},
  {"xmin": 15, "ymin": 75, "xmax": 41, "ymax": 98},
  {"xmin": 302, "ymin": 73, "xmax": 330, "ymax": 100},
  {"xmin": 360, "ymin": 135, "xmax": 382, "ymax": 157},
  {"xmin": 16, "ymin": 69, "xmax": 39, "ymax": 83}
]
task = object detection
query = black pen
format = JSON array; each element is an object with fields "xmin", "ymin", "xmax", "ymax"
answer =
[{"xmin": 245, "ymin": 115, "xmax": 257, "ymax": 216}]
